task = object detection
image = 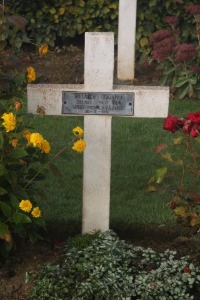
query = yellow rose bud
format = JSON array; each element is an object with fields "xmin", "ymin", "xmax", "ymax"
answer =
[
  {"xmin": 39, "ymin": 44, "xmax": 48, "ymax": 56},
  {"xmin": 27, "ymin": 66, "xmax": 36, "ymax": 83},
  {"xmin": 11, "ymin": 138, "xmax": 19, "ymax": 148},
  {"xmin": 14, "ymin": 99, "xmax": 22, "ymax": 111},
  {"xmin": 59, "ymin": 7, "xmax": 65, "ymax": 15}
]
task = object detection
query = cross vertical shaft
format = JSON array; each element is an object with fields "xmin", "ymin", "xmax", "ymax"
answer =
[{"xmin": 82, "ymin": 33, "xmax": 114, "ymax": 233}]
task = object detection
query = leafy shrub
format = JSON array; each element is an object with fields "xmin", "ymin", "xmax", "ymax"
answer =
[
  {"xmin": 29, "ymin": 230, "xmax": 200, "ymax": 300},
  {"xmin": 149, "ymin": 4, "xmax": 200, "ymax": 99}
]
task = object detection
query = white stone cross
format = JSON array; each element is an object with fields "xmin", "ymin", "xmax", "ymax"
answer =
[
  {"xmin": 27, "ymin": 32, "xmax": 169, "ymax": 234},
  {"xmin": 117, "ymin": 0, "xmax": 137, "ymax": 80}
]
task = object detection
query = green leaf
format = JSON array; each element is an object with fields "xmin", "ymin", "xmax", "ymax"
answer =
[
  {"xmin": 189, "ymin": 77, "xmax": 197, "ymax": 85},
  {"xmin": 188, "ymin": 83, "xmax": 194, "ymax": 98},
  {"xmin": 0, "ymin": 201, "xmax": 11, "ymax": 217},
  {"xmin": 34, "ymin": 217, "xmax": 46, "ymax": 229},
  {"xmin": 155, "ymin": 167, "xmax": 168, "ymax": 184},
  {"xmin": 0, "ymin": 187, "xmax": 8, "ymax": 195},
  {"xmin": 5, "ymin": 170, "xmax": 18, "ymax": 188},
  {"xmin": 8, "ymin": 148, "xmax": 28, "ymax": 159},
  {"xmin": 0, "ymin": 163, "xmax": 5, "ymax": 176},
  {"xmin": 24, "ymin": 272, "xmax": 30, "ymax": 284},
  {"xmin": 175, "ymin": 78, "xmax": 189, "ymax": 88},
  {"xmin": 194, "ymin": 83, "xmax": 200, "ymax": 90},
  {"xmin": 108, "ymin": 3, "xmax": 118, "ymax": 9},
  {"xmin": 162, "ymin": 152, "xmax": 173, "ymax": 162},
  {"xmin": 0, "ymin": 131, "xmax": 4, "ymax": 148},
  {"xmin": 103, "ymin": 7, "xmax": 110, "ymax": 14},
  {"xmin": 14, "ymin": 185, "xmax": 29, "ymax": 199},
  {"xmin": 195, "ymin": 136, "xmax": 200, "ymax": 144},
  {"xmin": 148, "ymin": 176, "xmax": 155, "ymax": 184},
  {"xmin": 178, "ymin": 84, "xmax": 189, "ymax": 99},
  {"xmin": 146, "ymin": 185, "xmax": 157, "ymax": 193},
  {"xmin": 12, "ymin": 213, "xmax": 32, "ymax": 224},
  {"xmin": 140, "ymin": 37, "xmax": 148, "ymax": 47},
  {"xmin": 0, "ymin": 41, "xmax": 7, "ymax": 51},
  {"xmin": 160, "ymin": 75, "xmax": 170, "ymax": 86},
  {"xmin": 0, "ymin": 223, "xmax": 8, "ymax": 236},
  {"xmin": 49, "ymin": 163, "xmax": 61, "ymax": 177},
  {"xmin": 173, "ymin": 136, "xmax": 184, "ymax": 145},
  {"xmin": 9, "ymin": 193, "xmax": 19, "ymax": 209},
  {"xmin": 149, "ymin": 0, "xmax": 157, "ymax": 7},
  {"xmin": 163, "ymin": 66, "xmax": 175, "ymax": 75}
]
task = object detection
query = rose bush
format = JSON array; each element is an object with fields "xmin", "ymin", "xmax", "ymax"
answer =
[{"xmin": 148, "ymin": 110, "xmax": 200, "ymax": 230}]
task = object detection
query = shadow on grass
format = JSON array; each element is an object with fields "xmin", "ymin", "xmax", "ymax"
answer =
[{"xmin": 45, "ymin": 220, "xmax": 190, "ymax": 254}]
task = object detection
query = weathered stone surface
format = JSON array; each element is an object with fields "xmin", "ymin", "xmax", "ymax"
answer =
[{"xmin": 84, "ymin": 32, "xmax": 114, "ymax": 91}]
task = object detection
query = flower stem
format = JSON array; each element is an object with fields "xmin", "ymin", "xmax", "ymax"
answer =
[{"xmin": 24, "ymin": 146, "xmax": 68, "ymax": 189}]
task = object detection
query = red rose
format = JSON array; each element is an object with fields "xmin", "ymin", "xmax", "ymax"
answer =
[
  {"xmin": 187, "ymin": 111, "xmax": 200, "ymax": 124},
  {"xmin": 163, "ymin": 115, "xmax": 178, "ymax": 133},
  {"xmin": 190, "ymin": 126, "xmax": 199, "ymax": 138}
]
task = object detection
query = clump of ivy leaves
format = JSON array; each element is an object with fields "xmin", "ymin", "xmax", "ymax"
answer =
[{"xmin": 29, "ymin": 230, "xmax": 200, "ymax": 300}]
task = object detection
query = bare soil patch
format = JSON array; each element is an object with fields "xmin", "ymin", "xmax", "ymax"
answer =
[{"xmin": 0, "ymin": 45, "xmax": 161, "ymax": 86}]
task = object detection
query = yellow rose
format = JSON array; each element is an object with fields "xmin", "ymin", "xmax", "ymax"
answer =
[
  {"xmin": 31, "ymin": 207, "xmax": 41, "ymax": 218},
  {"xmin": 30, "ymin": 133, "xmax": 44, "ymax": 148},
  {"xmin": 72, "ymin": 139, "xmax": 86, "ymax": 153},
  {"xmin": 73, "ymin": 126, "xmax": 84, "ymax": 137},
  {"xmin": 27, "ymin": 66, "xmax": 36, "ymax": 83},
  {"xmin": 41, "ymin": 139, "xmax": 51, "ymax": 154},
  {"xmin": 1, "ymin": 112, "xmax": 16, "ymax": 132},
  {"xmin": 19, "ymin": 200, "xmax": 32, "ymax": 213}
]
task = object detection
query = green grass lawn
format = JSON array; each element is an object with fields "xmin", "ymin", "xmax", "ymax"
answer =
[{"xmin": 29, "ymin": 99, "xmax": 200, "ymax": 236}]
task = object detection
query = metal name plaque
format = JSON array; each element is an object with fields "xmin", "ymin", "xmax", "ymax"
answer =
[{"xmin": 62, "ymin": 92, "xmax": 134, "ymax": 115}]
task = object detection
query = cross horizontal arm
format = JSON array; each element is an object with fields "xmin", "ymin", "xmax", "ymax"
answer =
[{"xmin": 27, "ymin": 84, "xmax": 169, "ymax": 118}]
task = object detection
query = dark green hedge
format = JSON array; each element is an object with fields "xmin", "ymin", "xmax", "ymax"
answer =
[
  {"xmin": 13, "ymin": 0, "xmax": 118, "ymax": 47},
  {"xmin": 8, "ymin": 0, "xmax": 200, "ymax": 56}
]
